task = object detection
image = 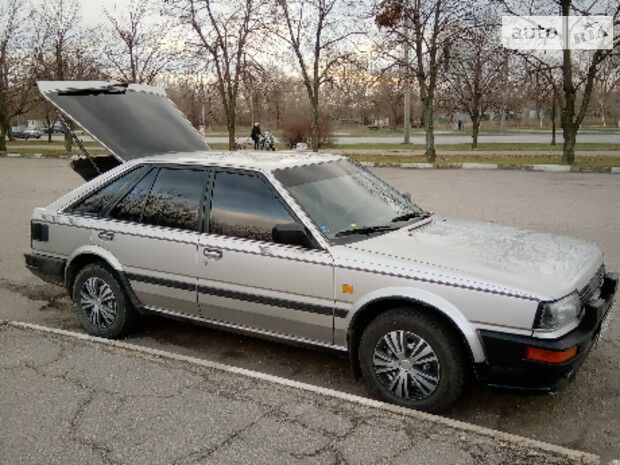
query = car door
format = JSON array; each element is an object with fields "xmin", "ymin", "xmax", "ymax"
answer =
[
  {"xmin": 197, "ymin": 169, "xmax": 335, "ymax": 345},
  {"xmin": 95, "ymin": 165, "xmax": 207, "ymax": 316}
]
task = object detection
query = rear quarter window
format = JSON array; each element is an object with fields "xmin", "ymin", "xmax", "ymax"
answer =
[{"xmin": 67, "ymin": 166, "xmax": 145, "ymax": 216}]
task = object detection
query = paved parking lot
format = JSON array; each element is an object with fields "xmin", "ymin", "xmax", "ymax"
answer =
[
  {"xmin": 3, "ymin": 323, "xmax": 593, "ymax": 465},
  {"xmin": 0, "ymin": 158, "xmax": 619, "ymax": 461}
]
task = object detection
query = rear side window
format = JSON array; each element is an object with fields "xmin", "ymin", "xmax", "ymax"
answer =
[
  {"xmin": 109, "ymin": 169, "xmax": 157, "ymax": 223},
  {"xmin": 69, "ymin": 168, "xmax": 143, "ymax": 216},
  {"xmin": 141, "ymin": 168, "xmax": 206, "ymax": 231},
  {"xmin": 209, "ymin": 171, "xmax": 295, "ymax": 241}
]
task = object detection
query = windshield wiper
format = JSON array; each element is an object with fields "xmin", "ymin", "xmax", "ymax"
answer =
[
  {"xmin": 391, "ymin": 211, "xmax": 431, "ymax": 223},
  {"xmin": 335, "ymin": 225, "xmax": 395, "ymax": 237}
]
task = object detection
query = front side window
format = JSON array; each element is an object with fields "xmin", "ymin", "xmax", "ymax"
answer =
[
  {"xmin": 141, "ymin": 168, "xmax": 206, "ymax": 231},
  {"xmin": 209, "ymin": 171, "xmax": 295, "ymax": 241},
  {"xmin": 274, "ymin": 160, "xmax": 424, "ymax": 239},
  {"xmin": 69, "ymin": 167, "xmax": 144, "ymax": 216}
]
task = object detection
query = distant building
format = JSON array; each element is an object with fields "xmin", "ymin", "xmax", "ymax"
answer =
[
  {"xmin": 27, "ymin": 120, "xmax": 44, "ymax": 130},
  {"xmin": 368, "ymin": 117, "xmax": 389, "ymax": 129}
]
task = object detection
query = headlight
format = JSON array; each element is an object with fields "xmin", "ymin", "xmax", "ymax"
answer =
[{"xmin": 536, "ymin": 292, "xmax": 583, "ymax": 330}]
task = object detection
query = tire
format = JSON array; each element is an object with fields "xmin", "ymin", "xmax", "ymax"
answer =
[
  {"xmin": 72, "ymin": 263, "xmax": 137, "ymax": 338},
  {"xmin": 358, "ymin": 308, "xmax": 466, "ymax": 413}
]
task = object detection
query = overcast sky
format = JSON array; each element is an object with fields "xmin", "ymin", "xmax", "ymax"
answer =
[{"xmin": 76, "ymin": 0, "xmax": 133, "ymax": 25}]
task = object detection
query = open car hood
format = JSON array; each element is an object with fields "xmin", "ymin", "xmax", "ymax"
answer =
[{"xmin": 38, "ymin": 81, "xmax": 209, "ymax": 180}]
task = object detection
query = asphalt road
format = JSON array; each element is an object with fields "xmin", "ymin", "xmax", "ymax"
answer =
[
  {"xmin": 0, "ymin": 158, "xmax": 618, "ymax": 461},
  {"xmin": 45, "ymin": 131, "xmax": 620, "ymax": 145},
  {"xmin": 207, "ymin": 132, "xmax": 620, "ymax": 145}
]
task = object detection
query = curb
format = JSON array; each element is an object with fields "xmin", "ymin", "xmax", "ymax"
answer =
[
  {"xmin": 401, "ymin": 162, "xmax": 433, "ymax": 169},
  {"xmin": 3, "ymin": 320, "xmax": 600, "ymax": 465},
  {"xmin": 531, "ymin": 164, "xmax": 571, "ymax": 172},
  {"xmin": 360, "ymin": 161, "xmax": 618, "ymax": 173}
]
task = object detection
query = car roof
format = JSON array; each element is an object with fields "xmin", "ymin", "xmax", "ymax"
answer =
[{"xmin": 133, "ymin": 150, "xmax": 344, "ymax": 171}]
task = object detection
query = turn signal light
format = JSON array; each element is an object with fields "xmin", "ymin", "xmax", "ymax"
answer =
[
  {"xmin": 342, "ymin": 284, "xmax": 354, "ymax": 294},
  {"xmin": 525, "ymin": 346, "xmax": 577, "ymax": 363}
]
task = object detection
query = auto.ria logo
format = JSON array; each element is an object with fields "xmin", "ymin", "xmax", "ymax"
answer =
[{"xmin": 502, "ymin": 16, "xmax": 613, "ymax": 50}]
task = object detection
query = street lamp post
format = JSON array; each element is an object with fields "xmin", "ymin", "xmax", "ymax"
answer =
[{"xmin": 403, "ymin": 9, "xmax": 411, "ymax": 144}]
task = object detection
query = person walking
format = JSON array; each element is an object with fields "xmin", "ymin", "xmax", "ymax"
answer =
[{"xmin": 251, "ymin": 122, "xmax": 261, "ymax": 150}]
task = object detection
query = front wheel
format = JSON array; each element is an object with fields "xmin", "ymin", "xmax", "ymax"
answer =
[
  {"xmin": 72, "ymin": 264, "xmax": 137, "ymax": 338},
  {"xmin": 358, "ymin": 308, "xmax": 466, "ymax": 412}
]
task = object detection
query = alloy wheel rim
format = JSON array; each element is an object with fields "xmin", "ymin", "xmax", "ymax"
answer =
[
  {"xmin": 80, "ymin": 277, "xmax": 117, "ymax": 329},
  {"xmin": 373, "ymin": 330, "xmax": 440, "ymax": 400}
]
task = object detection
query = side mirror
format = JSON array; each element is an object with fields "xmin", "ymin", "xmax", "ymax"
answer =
[
  {"xmin": 272, "ymin": 223, "xmax": 314, "ymax": 248},
  {"xmin": 402, "ymin": 192, "xmax": 412, "ymax": 202}
]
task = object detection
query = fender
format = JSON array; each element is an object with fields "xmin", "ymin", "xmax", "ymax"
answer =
[
  {"xmin": 65, "ymin": 245, "xmax": 143, "ymax": 311},
  {"xmin": 345, "ymin": 286, "xmax": 486, "ymax": 363},
  {"xmin": 65, "ymin": 244, "xmax": 124, "ymax": 281}
]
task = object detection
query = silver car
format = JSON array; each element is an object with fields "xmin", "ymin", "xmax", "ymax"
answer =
[{"xmin": 26, "ymin": 81, "xmax": 618, "ymax": 412}]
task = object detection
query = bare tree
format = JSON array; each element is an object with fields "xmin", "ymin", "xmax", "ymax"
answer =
[
  {"xmin": 371, "ymin": 72, "xmax": 406, "ymax": 129},
  {"xmin": 326, "ymin": 57, "xmax": 375, "ymax": 125},
  {"xmin": 0, "ymin": 0, "xmax": 37, "ymax": 151},
  {"xmin": 168, "ymin": 0, "xmax": 264, "ymax": 151},
  {"xmin": 557, "ymin": 1, "xmax": 619, "ymax": 163},
  {"xmin": 103, "ymin": 0, "xmax": 174, "ymax": 84},
  {"xmin": 593, "ymin": 55, "xmax": 619, "ymax": 128},
  {"xmin": 273, "ymin": 0, "xmax": 361, "ymax": 152},
  {"xmin": 375, "ymin": 0, "xmax": 464, "ymax": 162},
  {"xmin": 32, "ymin": 0, "xmax": 92, "ymax": 151},
  {"xmin": 443, "ymin": 15, "xmax": 504, "ymax": 148},
  {"xmin": 500, "ymin": 0, "xmax": 620, "ymax": 164},
  {"xmin": 261, "ymin": 66, "xmax": 297, "ymax": 129}
]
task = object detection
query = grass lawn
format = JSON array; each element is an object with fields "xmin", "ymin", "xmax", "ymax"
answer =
[
  {"xmin": 332, "ymin": 127, "xmax": 620, "ymax": 137},
  {"xmin": 208, "ymin": 142, "xmax": 619, "ymax": 152},
  {"xmin": 2, "ymin": 139, "xmax": 618, "ymax": 167},
  {"xmin": 347, "ymin": 153, "xmax": 620, "ymax": 167},
  {"xmin": 331, "ymin": 142, "xmax": 620, "ymax": 151}
]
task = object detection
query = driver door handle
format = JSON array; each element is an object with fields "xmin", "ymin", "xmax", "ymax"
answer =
[
  {"xmin": 203, "ymin": 248, "xmax": 223, "ymax": 260},
  {"xmin": 98, "ymin": 231, "xmax": 114, "ymax": 241}
]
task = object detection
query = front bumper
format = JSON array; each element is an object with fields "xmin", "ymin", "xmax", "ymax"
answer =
[
  {"xmin": 24, "ymin": 252, "xmax": 66, "ymax": 286},
  {"xmin": 475, "ymin": 272, "xmax": 618, "ymax": 393}
]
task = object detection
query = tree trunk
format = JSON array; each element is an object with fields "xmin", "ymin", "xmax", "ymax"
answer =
[
  {"xmin": 0, "ymin": 125, "xmax": 6, "ymax": 152},
  {"xmin": 500, "ymin": 107, "xmax": 506, "ymax": 132},
  {"xmin": 562, "ymin": 126, "xmax": 576, "ymax": 164},
  {"xmin": 310, "ymin": 102, "xmax": 320, "ymax": 152},
  {"xmin": 539, "ymin": 110, "xmax": 543, "ymax": 128},
  {"xmin": 422, "ymin": 97, "xmax": 436, "ymax": 162},
  {"xmin": 560, "ymin": 3, "xmax": 575, "ymax": 165},
  {"xmin": 471, "ymin": 113, "xmax": 480, "ymax": 149},
  {"xmin": 550, "ymin": 90, "xmax": 557, "ymax": 146},
  {"xmin": 64, "ymin": 131, "xmax": 72, "ymax": 153},
  {"xmin": 227, "ymin": 109, "xmax": 235, "ymax": 151}
]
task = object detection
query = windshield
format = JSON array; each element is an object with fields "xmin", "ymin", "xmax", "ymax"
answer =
[{"xmin": 274, "ymin": 160, "xmax": 424, "ymax": 240}]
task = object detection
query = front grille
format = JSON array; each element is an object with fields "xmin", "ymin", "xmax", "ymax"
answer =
[{"xmin": 579, "ymin": 265, "xmax": 605, "ymax": 304}]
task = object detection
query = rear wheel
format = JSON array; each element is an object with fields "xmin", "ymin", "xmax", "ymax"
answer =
[
  {"xmin": 358, "ymin": 308, "xmax": 466, "ymax": 412},
  {"xmin": 72, "ymin": 263, "xmax": 136, "ymax": 338}
]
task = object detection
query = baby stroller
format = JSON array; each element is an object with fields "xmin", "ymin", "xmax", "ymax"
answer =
[{"xmin": 258, "ymin": 132, "xmax": 276, "ymax": 151}]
